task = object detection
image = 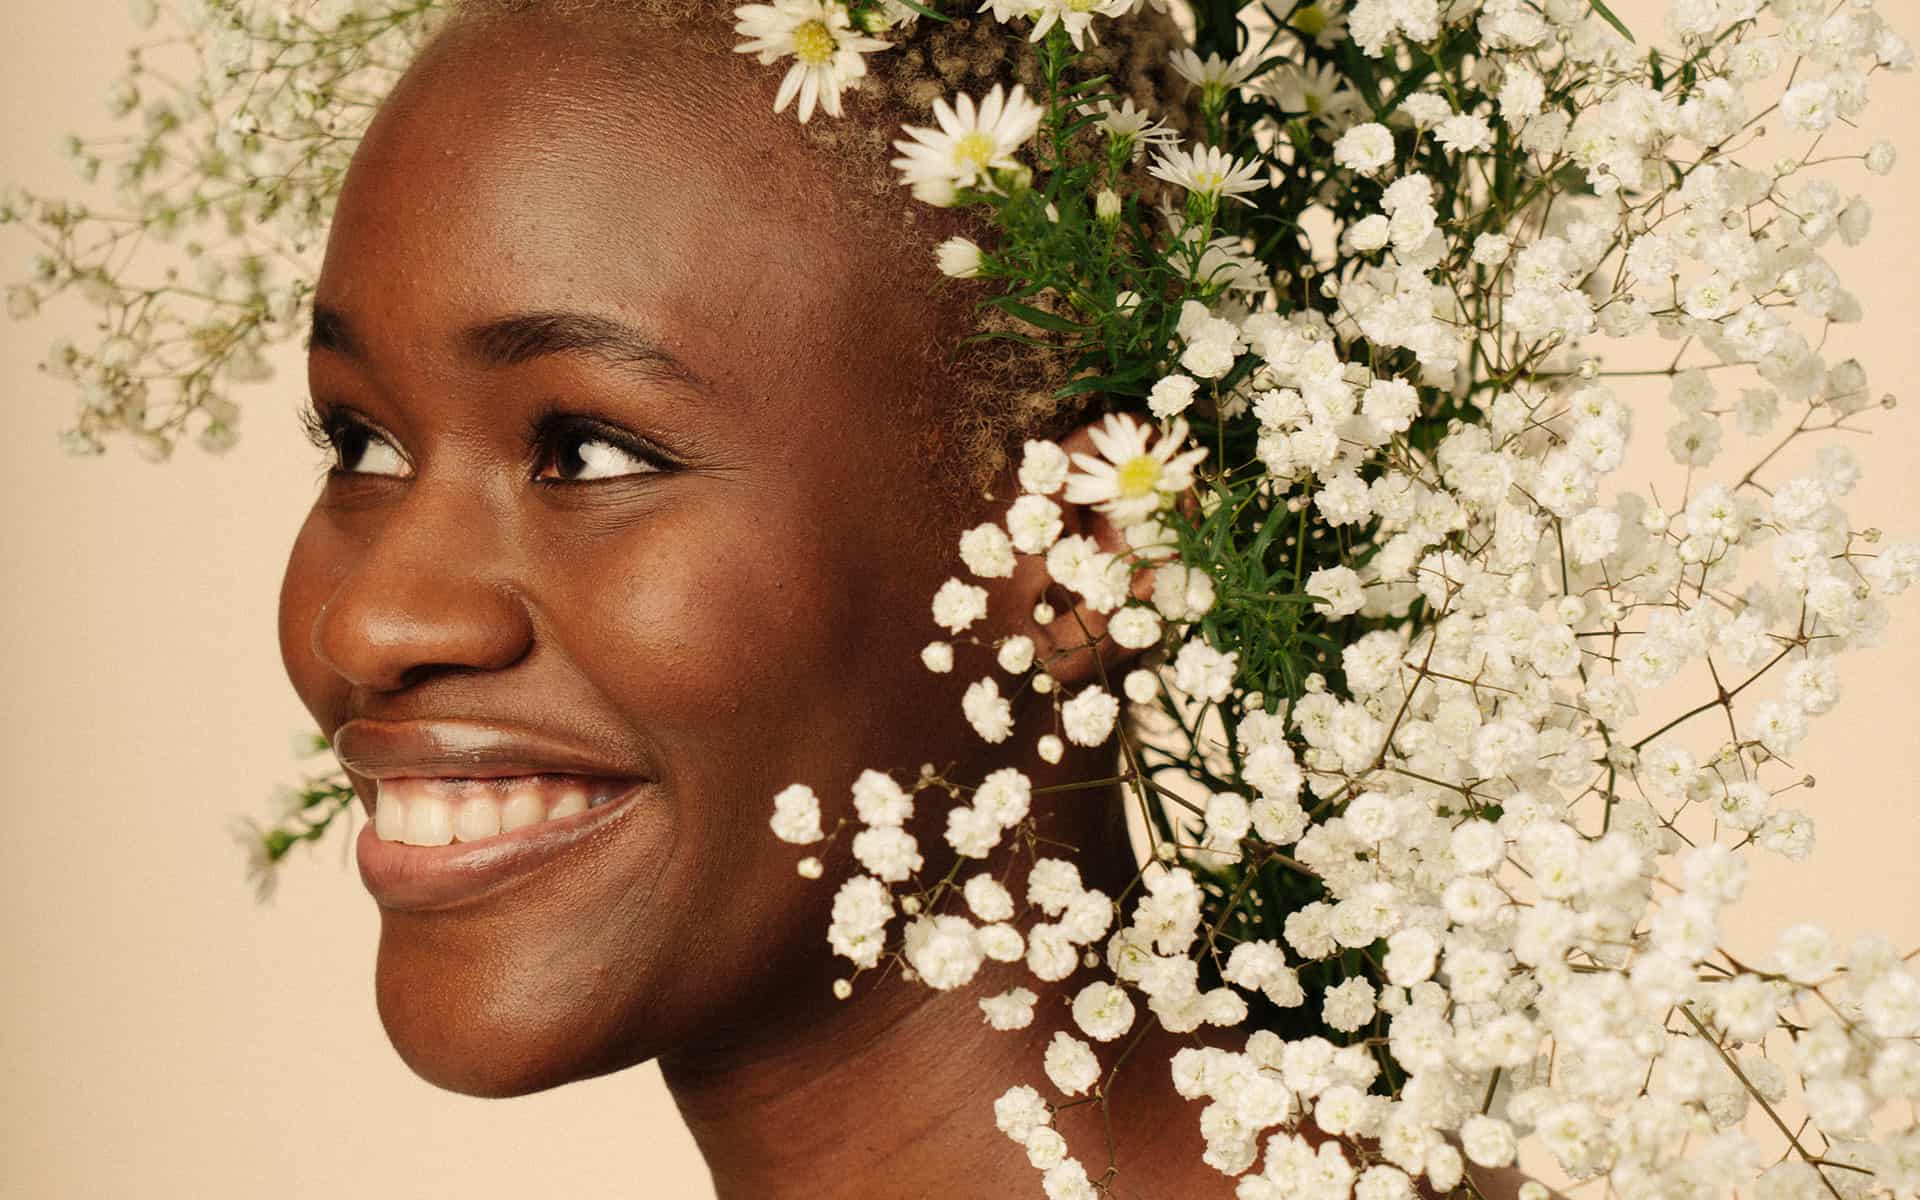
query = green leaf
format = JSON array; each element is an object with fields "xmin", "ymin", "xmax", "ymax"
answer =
[
  {"xmin": 1588, "ymin": 0, "xmax": 1636, "ymax": 43},
  {"xmin": 885, "ymin": 0, "xmax": 951, "ymax": 22},
  {"xmin": 986, "ymin": 297, "xmax": 1085, "ymax": 335}
]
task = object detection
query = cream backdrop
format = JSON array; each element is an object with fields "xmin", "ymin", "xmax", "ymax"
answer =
[{"xmin": 3, "ymin": 3, "xmax": 1918, "ymax": 1198}]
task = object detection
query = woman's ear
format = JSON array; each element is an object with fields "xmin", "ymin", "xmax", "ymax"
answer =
[{"xmin": 994, "ymin": 420, "xmax": 1158, "ymax": 693}]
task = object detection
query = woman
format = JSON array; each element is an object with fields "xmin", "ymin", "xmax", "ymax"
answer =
[{"xmin": 276, "ymin": 2, "xmax": 1270, "ymax": 1194}]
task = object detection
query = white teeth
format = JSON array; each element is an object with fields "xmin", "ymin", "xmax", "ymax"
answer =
[
  {"xmin": 500, "ymin": 789, "xmax": 545, "ymax": 833},
  {"xmin": 402, "ymin": 794, "xmax": 454, "ymax": 846},
  {"xmin": 375, "ymin": 794, "xmax": 407, "ymax": 841},
  {"xmin": 453, "ymin": 795, "xmax": 501, "ymax": 843},
  {"xmin": 374, "ymin": 778, "xmax": 626, "ymax": 844}
]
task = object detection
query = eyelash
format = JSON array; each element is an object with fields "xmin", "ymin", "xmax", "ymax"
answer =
[{"xmin": 297, "ymin": 401, "xmax": 680, "ymax": 483}]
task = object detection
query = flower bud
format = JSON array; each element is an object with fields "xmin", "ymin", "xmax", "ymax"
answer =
[
  {"xmin": 1094, "ymin": 187, "xmax": 1121, "ymax": 227},
  {"xmin": 935, "ymin": 236, "xmax": 983, "ymax": 279}
]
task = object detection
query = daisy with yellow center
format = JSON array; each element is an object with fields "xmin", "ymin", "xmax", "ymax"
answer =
[
  {"xmin": 1026, "ymin": 0, "xmax": 1131, "ymax": 51},
  {"xmin": 889, "ymin": 83, "xmax": 1046, "ymax": 206},
  {"xmin": 1063, "ymin": 413, "xmax": 1208, "ymax": 528},
  {"xmin": 1147, "ymin": 142, "xmax": 1268, "ymax": 208},
  {"xmin": 733, "ymin": 0, "xmax": 891, "ymax": 125}
]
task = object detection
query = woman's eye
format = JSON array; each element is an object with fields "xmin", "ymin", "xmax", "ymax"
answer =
[
  {"xmin": 536, "ymin": 427, "xmax": 666, "ymax": 483},
  {"xmin": 338, "ymin": 429, "xmax": 410, "ymax": 478},
  {"xmin": 303, "ymin": 407, "xmax": 411, "ymax": 478}
]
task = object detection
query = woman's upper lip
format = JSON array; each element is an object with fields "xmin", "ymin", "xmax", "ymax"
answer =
[{"xmin": 330, "ymin": 717, "xmax": 651, "ymax": 781}]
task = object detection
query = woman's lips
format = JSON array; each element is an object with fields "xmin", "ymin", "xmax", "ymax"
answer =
[
  {"xmin": 355, "ymin": 774, "xmax": 654, "ymax": 911},
  {"xmin": 329, "ymin": 717, "xmax": 660, "ymax": 909}
]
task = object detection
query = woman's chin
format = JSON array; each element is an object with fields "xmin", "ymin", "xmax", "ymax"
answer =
[{"xmin": 370, "ymin": 917, "xmax": 670, "ymax": 1098}]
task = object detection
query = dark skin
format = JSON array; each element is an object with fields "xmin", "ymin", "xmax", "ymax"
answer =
[
  {"xmin": 278, "ymin": 11, "xmax": 1543, "ymax": 1198},
  {"xmin": 277, "ymin": 10, "xmax": 1230, "ymax": 1198}
]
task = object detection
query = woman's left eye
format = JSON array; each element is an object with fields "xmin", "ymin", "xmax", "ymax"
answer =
[{"xmin": 535, "ymin": 421, "xmax": 673, "ymax": 483}]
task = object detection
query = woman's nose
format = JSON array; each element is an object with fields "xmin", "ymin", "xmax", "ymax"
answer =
[{"xmin": 308, "ymin": 486, "xmax": 536, "ymax": 693}]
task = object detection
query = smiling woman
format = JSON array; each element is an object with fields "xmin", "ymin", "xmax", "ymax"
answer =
[
  {"xmin": 13, "ymin": 0, "xmax": 1920, "ymax": 1197},
  {"xmin": 273, "ymin": 5, "xmax": 1222, "ymax": 1192}
]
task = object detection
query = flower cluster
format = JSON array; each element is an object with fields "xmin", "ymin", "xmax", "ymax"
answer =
[
  {"xmin": 754, "ymin": 0, "xmax": 1920, "ymax": 1196},
  {"xmin": 3, "ymin": 0, "xmax": 441, "ymax": 459}
]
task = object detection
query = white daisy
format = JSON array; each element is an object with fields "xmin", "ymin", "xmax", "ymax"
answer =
[
  {"xmin": 1147, "ymin": 142, "xmax": 1268, "ymax": 207},
  {"xmin": 1028, "ymin": 0, "xmax": 1131, "ymax": 51},
  {"xmin": 891, "ymin": 83, "xmax": 1046, "ymax": 205},
  {"xmin": 1079, "ymin": 97, "xmax": 1177, "ymax": 160},
  {"xmin": 1266, "ymin": 0, "xmax": 1350, "ymax": 50},
  {"xmin": 733, "ymin": 0, "xmax": 892, "ymax": 125},
  {"xmin": 1168, "ymin": 48, "xmax": 1267, "ymax": 96},
  {"xmin": 1063, "ymin": 413, "xmax": 1208, "ymax": 527},
  {"xmin": 1253, "ymin": 61, "xmax": 1363, "ymax": 126}
]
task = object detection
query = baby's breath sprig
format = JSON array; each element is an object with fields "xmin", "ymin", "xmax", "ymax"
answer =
[
  {"xmin": 4, "ymin": 0, "xmax": 442, "ymax": 460},
  {"xmin": 233, "ymin": 728, "xmax": 355, "ymax": 902}
]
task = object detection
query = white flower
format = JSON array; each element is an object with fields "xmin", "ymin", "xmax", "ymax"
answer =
[
  {"xmin": 920, "ymin": 640, "xmax": 954, "ymax": 673},
  {"xmin": 995, "ymin": 1084, "xmax": 1050, "ymax": 1143},
  {"xmin": 1333, "ymin": 122, "xmax": 1395, "ymax": 174},
  {"xmin": 945, "ymin": 801, "xmax": 1002, "ymax": 858},
  {"xmin": 1028, "ymin": 857, "xmax": 1084, "ymax": 914},
  {"xmin": 1061, "ymin": 686, "xmax": 1120, "ymax": 746},
  {"xmin": 964, "ymin": 873, "xmax": 1015, "ymax": 922},
  {"xmin": 1435, "ymin": 112, "xmax": 1492, "ymax": 153},
  {"xmin": 1108, "ymin": 606, "xmax": 1162, "ymax": 650},
  {"xmin": 973, "ymin": 766, "xmax": 1032, "ymax": 827},
  {"xmin": 931, "ymin": 577, "xmax": 989, "ymax": 633},
  {"xmin": 890, "ymin": 83, "xmax": 1045, "ymax": 203},
  {"xmin": 1071, "ymin": 980, "xmax": 1137, "ymax": 1041},
  {"xmin": 851, "ymin": 823, "xmax": 922, "ymax": 882},
  {"xmin": 1172, "ymin": 640, "xmax": 1237, "ymax": 703},
  {"xmin": 1019, "ymin": 439, "xmax": 1072, "ymax": 495},
  {"xmin": 960, "ymin": 522, "xmax": 1016, "ymax": 578},
  {"xmin": 901, "ymin": 914, "xmax": 984, "ymax": 989},
  {"xmin": 1081, "ymin": 96, "xmax": 1176, "ymax": 159},
  {"xmin": 1063, "ymin": 413, "xmax": 1207, "ymax": 527},
  {"xmin": 851, "ymin": 768, "xmax": 912, "ymax": 826},
  {"xmin": 1147, "ymin": 143, "xmax": 1267, "ymax": 206},
  {"xmin": 1322, "ymin": 976, "xmax": 1377, "ymax": 1032},
  {"xmin": 1043, "ymin": 1031, "xmax": 1101, "ymax": 1095},
  {"xmin": 1042, "ymin": 1158, "xmax": 1096, "ymax": 1200},
  {"xmin": 769, "ymin": 783, "xmax": 824, "ymax": 844},
  {"xmin": 1008, "ymin": 494, "xmax": 1065, "ymax": 553},
  {"xmin": 1148, "ymin": 374, "xmax": 1199, "ymax": 419},
  {"xmin": 732, "ymin": 0, "xmax": 891, "ymax": 124},
  {"xmin": 935, "ymin": 235, "xmax": 984, "ymax": 278},
  {"xmin": 962, "ymin": 677, "xmax": 1015, "ymax": 742},
  {"xmin": 1168, "ymin": 47, "xmax": 1265, "ymax": 95},
  {"xmin": 996, "ymin": 635, "xmax": 1035, "ymax": 674},
  {"xmin": 980, "ymin": 987, "xmax": 1038, "ymax": 1030}
]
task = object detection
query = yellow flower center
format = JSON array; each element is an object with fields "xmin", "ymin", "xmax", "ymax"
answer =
[
  {"xmin": 953, "ymin": 131, "xmax": 997, "ymax": 174},
  {"xmin": 792, "ymin": 20, "xmax": 837, "ymax": 66},
  {"xmin": 1067, "ymin": 0, "xmax": 1100, "ymax": 10},
  {"xmin": 1292, "ymin": 5, "xmax": 1329, "ymax": 36},
  {"xmin": 1116, "ymin": 454, "xmax": 1164, "ymax": 499}
]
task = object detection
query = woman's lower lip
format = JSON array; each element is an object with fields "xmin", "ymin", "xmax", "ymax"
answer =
[{"xmin": 355, "ymin": 780, "xmax": 653, "ymax": 912}]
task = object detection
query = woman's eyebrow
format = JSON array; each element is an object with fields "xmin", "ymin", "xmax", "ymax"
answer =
[
  {"xmin": 308, "ymin": 304, "xmax": 707, "ymax": 390},
  {"xmin": 462, "ymin": 311, "xmax": 709, "ymax": 389}
]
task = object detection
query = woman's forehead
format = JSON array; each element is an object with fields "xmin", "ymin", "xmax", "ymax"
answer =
[{"xmin": 317, "ymin": 12, "xmax": 893, "ymax": 375}]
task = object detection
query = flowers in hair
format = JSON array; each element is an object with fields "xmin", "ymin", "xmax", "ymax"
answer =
[{"xmin": 731, "ymin": 0, "xmax": 891, "ymax": 124}]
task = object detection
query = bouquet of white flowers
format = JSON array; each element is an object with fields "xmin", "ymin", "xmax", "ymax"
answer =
[{"xmin": 10, "ymin": 0, "xmax": 1920, "ymax": 1195}]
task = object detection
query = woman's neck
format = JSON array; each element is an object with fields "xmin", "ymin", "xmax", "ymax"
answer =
[{"xmin": 657, "ymin": 781, "xmax": 1227, "ymax": 1199}]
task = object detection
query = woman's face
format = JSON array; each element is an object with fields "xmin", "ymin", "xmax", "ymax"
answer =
[{"xmin": 278, "ymin": 14, "xmax": 1002, "ymax": 1095}]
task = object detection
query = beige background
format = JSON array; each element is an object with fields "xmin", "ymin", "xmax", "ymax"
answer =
[{"xmin": 3, "ymin": 3, "xmax": 1918, "ymax": 1198}]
